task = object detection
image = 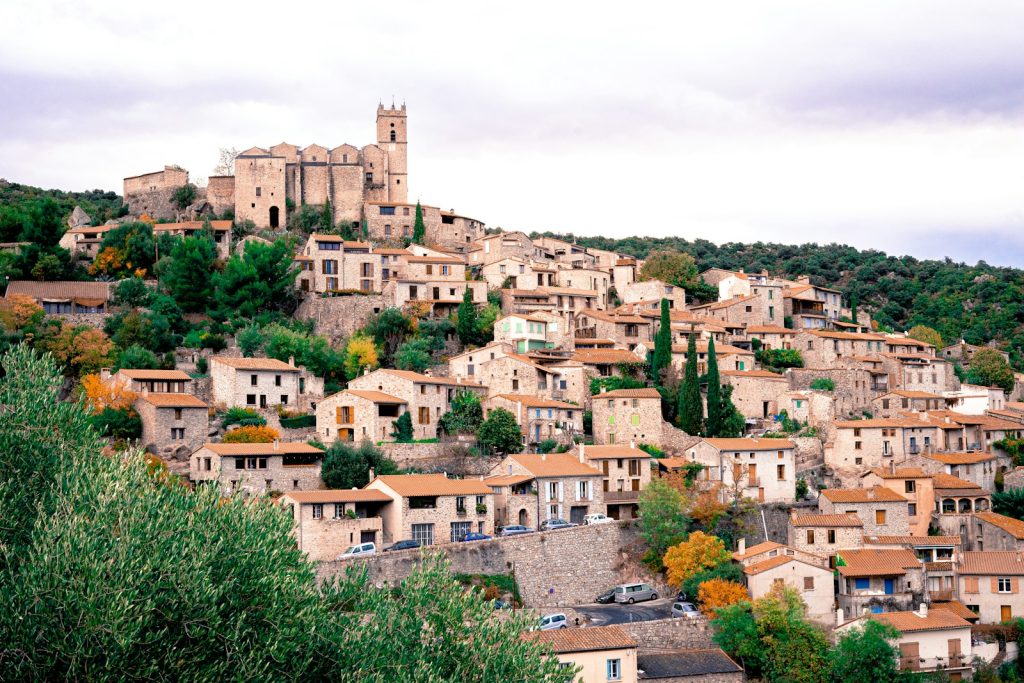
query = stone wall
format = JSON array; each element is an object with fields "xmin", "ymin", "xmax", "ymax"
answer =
[
  {"xmin": 295, "ymin": 293, "xmax": 386, "ymax": 344},
  {"xmin": 618, "ymin": 618, "xmax": 714, "ymax": 650},
  {"xmin": 788, "ymin": 367, "xmax": 875, "ymax": 418},
  {"xmin": 52, "ymin": 312, "xmax": 110, "ymax": 329},
  {"xmin": 659, "ymin": 424, "xmax": 701, "ymax": 454},
  {"xmin": 380, "ymin": 440, "xmax": 500, "ymax": 476},
  {"xmin": 318, "ymin": 521, "xmax": 659, "ymax": 607}
]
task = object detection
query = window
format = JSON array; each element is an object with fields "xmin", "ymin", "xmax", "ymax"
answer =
[
  {"xmin": 875, "ymin": 509, "xmax": 887, "ymax": 525},
  {"xmin": 170, "ymin": 427, "xmax": 185, "ymax": 440},
  {"xmin": 455, "ymin": 496, "xmax": 466, "ymax": 513},
  {"xmin": 333, "ymin": 503, "xmax": 344, "ymax": 519},
  {"xmin": 777, "ymin": 464, "xmax": 785, "ymax": 480},
  {"xmin": 418, "ymin": 407, "xmax": 430, "ymax": 424},
  {"xmin": 606, "ymin": 658, "xmax": 621, "ymax": 681},
  {"xmin": 905, "ymin": 480, "xmax": 916, "ymax": 493},
  {"xmin": 476, "ymin": 495, "xmax": 485, "ymax": 507},
  {"xmin": 251, "ymin": 374, "xmax": 258, "ymax": 386},
  {"xmin": 854, "ymin": 441, "xmax": 862, "ymax": 450},
  {"xmin": 999, "ymin": 578, "xmax": 1012, "ymax": 593},
  {"xmin": 450, "ymin": 521, "xmax": 471, "ymax": 542},
  {"xmin": 827, "ymin": 529, "xmax": 836, "ymax": 544},
  {"xmin": 411, "ymin": 523, "xmax": 434, "ymax": 546},
  {"xmin": 275, "ymin": 374, "xmax": 282, "ymax": 387},
  {"xmin": 628, "ymin": 459, "xmax": 640, "ymax": 476},
  {"xmin": 312, "ymin": 504, "xmax": 323, "ymax": 520},
  {"xmin": 365, "ymin": 172, "xmax": 374, "ymax": 183},
  {"xmin": 854, "ymin": 578, "xmax": 870, "ymax": 590},
  {"xmin": 174, "ymin": 408, "xmax": 183, "ymax": 420},
  {"xmin": 255, "ymin": 187, "xmax": 261, "ymax": 197},
  {"xmin": 804, "ymin": 576, "xmax": 814, "ymax": 590},
  {"xmin": 806, "ymin": 530, "xmax": 815, "ymax": 544},
  {"xmin": 577, "ymin": 480, "xmax": 591, "ymax": 500},
  {"xmin": 547, "ymin": 482, "xmax": 558, "ymax": 500},
  {"xmin": 882, "ymin": 399, "xmax": 890, "ymax": 409},
  {"xmin": 908, "ymin": 503, "xmax": 917, "ymax": 516},
  {"xmin": 246, "ymin": 394, "xmax": 256, "ymax": 405},
  {"xmin": 323, "ymin": 260, "xmax": 338, "ymax": 275},
  {"xmin": 853, "ymin": 428, "xmax": 861, "ymax": 437}
]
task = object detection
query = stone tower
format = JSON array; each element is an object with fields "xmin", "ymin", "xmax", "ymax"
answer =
[{"xmin": 376, "ymin": 103, "xmax": 407, "ymax": 203}]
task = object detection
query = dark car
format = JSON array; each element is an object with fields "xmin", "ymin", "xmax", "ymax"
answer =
[
  {"xmin": 384, "ymin": 539, "xmax": 421, "ymax": 552},
  {"xmin": 539, "ymin": 518, "xmax": 576, "ymax": 531},
  {"xmin": 462, "ymin": 532, "xmax": 492, "ymax": 542},
  {"xmin": 596, "ymin": 588, "xmax": 616, "ymax": 604}
]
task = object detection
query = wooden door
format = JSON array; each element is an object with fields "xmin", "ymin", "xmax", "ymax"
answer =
[
  {"xmin": 748, "ymin": 464, "xmax": 757, "ymax": 485},
  {"xmin": 947, "ymin": 638, "xmax": 962, "ymax": 667},
  {"xmin": 1002, "ymin": 605, "xmax": 1013, "ymax": 621},
  {"xmin": 899, "ymin": 642, "xmax": 920, "ymax": 671}
]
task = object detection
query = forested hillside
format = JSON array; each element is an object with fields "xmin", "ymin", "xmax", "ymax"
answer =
[
  {"xmin": 0, "ymin": 180, "xmax": 126, "ymax": 241},
  {"xmin": 534, "ymin": 232, "xmax": 1024, "ymax": 368}
]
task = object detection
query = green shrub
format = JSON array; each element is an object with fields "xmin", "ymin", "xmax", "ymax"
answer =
[
  {"xmin": 280, "ymin": 414, "xmax": 316, "ymax": 429},
  {"xmin": 537, "ymin": 439, "xmax": 558, "ymax": 454},
  {"xmin": 810, "ymin": 377, "xmax": 835, "ymax": 391},
  {"xmin": 222, "ymin": 407, "xmax": 266, "ymax": 428}
]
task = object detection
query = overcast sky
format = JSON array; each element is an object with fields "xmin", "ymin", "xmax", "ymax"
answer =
[{"xmin": 2, "ymin": 1, "xmax": 1023, "ymax": 265}]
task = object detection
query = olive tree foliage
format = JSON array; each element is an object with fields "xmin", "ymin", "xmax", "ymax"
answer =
[{"xmin": 0, "ymin": 345, "xmax": 567, "ymax": 682}]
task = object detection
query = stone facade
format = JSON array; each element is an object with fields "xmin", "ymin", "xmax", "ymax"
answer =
[
  {"xmin": 294, "ymin": 292, "xmax": 385, "ymax": 345},
  {"xmin": 190, "ymin": 442, "xmax": 325, "ymax": 496},
  {"xmin": 957, "ymin": 553, "xmax": 1024, "ymax": 624},
  {"xmin": 364, "ymin": 474, "xmax": 494, "ymax": 545},
  {"xmin": 280, "ymin": 490, "xmax": 391, "ymax": 561},
  {"xmin": 685, "ymin": 438, "xmax": 797, "ymax": 503},
  {"xmin": 591, "ymin": 388, "xmax": 665, "ymax": 446},
  {"xmin": 486, "ymin": 395, "xmax": 583, "ymax": 447},
  {"xmin": 744, "ymin": 556, "xmax": 836, "ymax": 624},
  {"xmin": 819, "ymin": 490, "xmax": 911, "ymax": 536},
  {"xmin": 488, "ymin": 453, "xmax": 604, "ymax": 527},
  {"xmin": 720, "ymin": 370, "xmax": 789, "ymax": 420},
  {"xmin": 787, "ymin": 367, "xmax": 876, "ymax": 418},
  {"xmin": 788, "ymin": 514, "xmax": 864, "ymax": 559},
  {"xmin": 579, "ymin": 444, "xmax": 652, "ymax": 519},
  {"xmin": 206, "ymin": 175, "xmax": 235, "ymax": 216},
  {"xmin": 123, "ymin": 165, "xmax": 189, "ymax": 219},
  {"xmin": 825, "ymin": 419, "xmax": 940, "ymax": 481},
  {"xmin": 619, "ymin": 280, "xmax": 685, "ymax": 309},
  {"xmin": 135, "ymin": 394, "xmax": 208, "ymax": 457},
  {"xmin": 209, "ymin": 356, "xmax": 323, "ymax": 411},
  {"xmin": 315, "ymin": 389, "xmax": 406, "ymax": 445},
  {"xmin": 296, "ymin": 236, "xmax": 380, "ymax": 293}
]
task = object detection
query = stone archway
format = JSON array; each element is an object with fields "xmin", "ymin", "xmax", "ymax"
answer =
[
  {"xmin": 269, "ymin": 205, "xmax": 280, "ymax": 228},
  {"xmin": 518, "ymin": 508, "xmax": 528, "ymax": 526}
]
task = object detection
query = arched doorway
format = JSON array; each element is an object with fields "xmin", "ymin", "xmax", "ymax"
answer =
[
  {"xmin": 518, "ymin": 509, "xmax": 528, "ymax": 526},
  {"xmin": 269, "ymin": 206, "xmax": 280, "ymax": 228}
]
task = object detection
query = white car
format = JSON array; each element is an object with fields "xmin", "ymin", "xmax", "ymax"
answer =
[
  {"xmin": 584, "ymin": 513, "xmax": 613, "ymax": 525},
  {"xmin": 337, "ymin": 542, "xmax": 376, "ymax": 559},
  {"xmin": 672, "ymin": 601, "xmax": 701, "ymax": 619},
  {"xmin": 540, "ymin": 613, "xmax": 568, "ymax": 630}
]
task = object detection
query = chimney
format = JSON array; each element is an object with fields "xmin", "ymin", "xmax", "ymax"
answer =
[
  {"xmin": 600, "ymin": 386, "xmax": 607, "ymax": 394},
  {"xmin": 890, "ymin": 460, "xmax": 896, "ymax": 475},
  {"xmin": 288, "ymin": 356, "xmax": 295, "ymax": 367},
  {"xmin": 424, "ymin": 368, "xmax": 432, "ymax": 377},
  {"xmin": 541, "ymin": 452, "xmax": 547, "ymax": 461},
  {"xmin": 836, "ymin": 608, "xmax": 845, "ymax": 627},
  {"xmin": 918, "ymin": 603, "xmax": 928, "ymax": 617},
  {"xmin": 580, "ymin": 442, "xmax": 586, "ymax": 461},
  {"xmin": 867, "ymin": 488, "xmax": 875, "ymax": 499},
  {"xmin": 368, "ymin": 467, "xmax": 375, "ymax": 480},
  {"xmin": 630, "ymin": 439, "xmax": 636, "ymax": 450},
  {"xmin": 738, "ymin": 538, "xmax": 746, "ymax": 555},
  {"xmin": 273, "ymin": 439, "xmax": 279, "ymax": 451}
]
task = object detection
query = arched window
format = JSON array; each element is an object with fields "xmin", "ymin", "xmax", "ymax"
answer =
[
  {"xmin": 269, "ymin": 206, "xmax": 280, "ymax": 229},
  {"xmin": 390, "ymin": 130, "xmax": 396, "ymax": 142}
]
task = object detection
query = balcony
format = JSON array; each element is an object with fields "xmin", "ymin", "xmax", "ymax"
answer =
[
  {"xmin": 908, "ymin": 446, "xmax": 920, "ymax": 455},
  {"xmin": 930, "ymin": 589, "xmax": 954, "ymax": 601},
  {"xmin": 605, "ymin": 490, "xmax": 640, "ymax": 503}
]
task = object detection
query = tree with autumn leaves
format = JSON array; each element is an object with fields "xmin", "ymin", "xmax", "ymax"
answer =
[
  {"xmin": 663, "ymin": 531, "xmax": 731, "ymax": 589},
  {"xmin": 696, "ymin": 578, "xmax": 748, "ymax": 617}
]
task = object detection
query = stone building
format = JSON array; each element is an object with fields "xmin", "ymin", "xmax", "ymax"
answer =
[
  {"xmin": 618, "ymin": 280, "xmax": 685, "ymax": 309},
  {"xmin": 135, "ymin": 392, "xmax": 208, "ymax": 457},
  {"xmin": 818, "ymin": 487, "xmax": 911, "ymax": 537},
  {"xmin": 793, "ymin": 330, "xmax": 886, "ymax": 368},
  {"xmin": 787, "ymin": 512, "xmax": 864, "ymax": 562},
  {"xmin": 486, "ymin": 452, "xmax": 605, "ymax": 527},
  {"xmin": 742, "ymin": 554, "xmax": 836, "ymax": 625},
  {"xmin": 364, "ymin": 473, "xmax": 494, "ymax": 545},
  {"xmin": 745, "ymin": 324, "xmax": 796, "ymax": 350},
  {"xmin": 690, "ymin": 294, "xmax": 766, "ymax": 327},
  {"xmin": 529, "ymin": 626, "xmax": 638, "ymax": 683},
  {"xmin": 447, "ymin": 341, "xmax": 513, "ymax": 381},
  {"xmin": 788, "ymin": 365, "xmax": 880, "ymax": 418},
  {"xmin": 879, "ymin": 353, "xmax": 958, "ymax": 393},
  {"xmin": 486, "ymin": 394, "xmax": 583, "ymax": 447},
  {"xmin": 6, "ymin": 280, "xmax": 111, "ymax": 316},
  {"xmin": 315, "ymin": 389, "xmax": 407, "ymax": 445},
  {"xmin": 347, "ymin": 369, "xmax": 486, "ymax": 441},
  {"xmin": 574, "ymin": 309, "xmax": 654, "ymax": 352},
  {"xmin": 871, "ymin": 390, "xmax": 945, "ymax": 417},
  {"xmin": 295, "ymin": 235, "xmax": 379, "ymax": 293},
  {"xmin": 835, "ymin": 609, "xmax": 973, "ymax": 679},
  {"xmin": 825, "ymin": 418, "xmax": 941, "ymax": 477},
  {"xmin": 467, "ymin": 231, "xmax": 539, "ymax": 266},
  {"xmin": 926, "ymin": 451, "xmax": 1006, "ymax": 492},
  {"xmin": 860, "ymin": 467, "xmax": 935, "ymax": 536},
  {"xmin": 719, "ymin": 369, "xmax": 788, "ymax": 421},
  {"xmin": 190, "ymin": 441, "xmax": 325, "ymax": 496},
  {"xmin": 151, "ymin": 220, "xmax": 232, "ymax": 259},
  {"xmin": 480, "ymin": 257, "xmax": 550, "ymax": 290},
  {"xmin": 556, "ymin": 267, "xmax": 612, "ymax": 309},
  {"xmin": 493, "ymin": 312, "xmax": 566, "ymax": 352},
  {"xmin": 280, "ymin": 489, "xmax": 392, "ymax": 561},
  {"xmin": 684, "ymin": 438, "xmax": 797, "ymax": 503},
  {"xmin": 363, "ymin": 202, "xmax": 484, "ymax": 248},
  {"xmin": 101, "ymin": 368, "xmax": 194, "ymax": 394},
  {"xmin": 577, "ymin": 443, "xmax": 651, "ymax": 519},
  {"xmin": 836, "ymin": 548, "xmax": 926, "ymax": 615},
  {"xmin": 973, "ymin": 512, "xmax": 1024, "ymax": 552},
  {"xmin": 59, "ymin": 223, "xmax": 113, "ymax": 258},
  {"xmin": 383, "ymin": 277, "xmax": 487, "ymax": 316},
  {"xmin": 591, "ymin": 388, "xmax": 664, "ymax": 446},
  {"xmin": 209, "ymin": 356, "xmax": 323, "ymax": 411},
  {"xmin": 122, "ymin": 165, "xmax": 190, "ymax": 219},
  {"xmin": 957, "ymin": 551, "xmax": 1024, "ymax": 623}
]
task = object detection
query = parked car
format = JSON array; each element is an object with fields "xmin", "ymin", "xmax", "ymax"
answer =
[
  {"xmin": 337, "ymin": 542, "xmax": 376, "ymax": 559},
  {"xmin": 613, "ymin": 583, "xmax": 658, "ymax": 604},
  {"xmin": 672, "ymin": 602, "xmax": 700, "ymax": 619},
  {"xmin": 584, "ymin": 513, "xmax": 614, "ymax": 525},
  {"xmin": 539, "ymin": 613, "xmax": 568, "ymax": 630},
  {"xmin": 596, "ymin": 588, "xmax": 616, "ymax": 604},
  {"xmin": 500, "ymin": 525, "xmax": 535, "ymax": 536},
  {"xmin": 384, "ymin": 539, "xmax": 420, "ymax": 552},
  {"xmin": 462, "ymin": 532, "xmax": 492, "ymax": 542},
  {"xmin": 539, "ymin": 518, "xmax": 576, "ymax": 531}
]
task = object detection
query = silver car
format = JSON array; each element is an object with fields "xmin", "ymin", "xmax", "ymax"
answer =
[
  {"xmin": 672, "ymin": 601, "xmax": 700, "ymax": 619},
  {"xmin": 613, "ymin": 582, "xmax": 658, "ymax": 604},
  {"xmin": 337, "ymin": 542, "xmax": 376, "ymax": 559}
]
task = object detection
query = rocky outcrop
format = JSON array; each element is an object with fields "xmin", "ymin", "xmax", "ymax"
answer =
[{"xmin": 67, "ymin": 205, "xmax": 92, "ymax": 228}]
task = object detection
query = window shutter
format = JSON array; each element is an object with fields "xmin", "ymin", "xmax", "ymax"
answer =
[
  {"xmin": 336, "ymin": 406, "xmax": 342, "ymax": 423},
  {"xmin": 992, "ymin": 577, "xmax": 1000, "ymax": 593},
  {"xmin": 965, "ymin": 577, "xmax": 979, "ymax": 594},
  {"xmin": 558, "ymin": 481, "xmax": 564, "ymax": 502}
]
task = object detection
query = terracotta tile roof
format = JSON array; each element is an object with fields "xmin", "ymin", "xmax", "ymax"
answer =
[
  {"xmin": 719, "ymin": 369, "xmax": 786, "ymax": 379},
  {"xmin": 865, "ymin": 467, "xmax": 931, "ymax": 479},
  {"xmin": 281, "ymin": 489, "xmax": 393, "ymax": 504},
  {"xmin": 6, "ymin": 280, "xmax": 111, "ymax": 301},
  {"xmin": 927, "ymin": 452, "xmax": 995, "ymax": 465},
  {"xmin": 805, "ymin": 329, "xmax": 887, "ymax": 341},
  {"xmin": 579, "ymin": 444, "xmax": 646, "ymax": 460},
  {"xmin": 371, "ymin": 473, "xmax": 493, "ymax": 497},
  {"xmin": 705, "ymin": 437, "xmax": 795, "ymax": 451},
  {"xmin": 837, "ymin": 549, "xmax": 921, "ymax": 577},
  {"xmin": 137, "ymin": 393, "xmax": 208, "ymax": 408},
  {"xmin": 596, "ymin": 388, "xmax": 662, "ymax": 399},
  {"xmin": 373, "ymin": 248, "xmax": 411, "ymax": 255},
  {"xmin": 118, "ymin": 369, "xmax": 193, "ymax": 381},
  {"xmin": 202, "ymin": 442, "xmax": 324, "ymax": 456},
  {"xmin": 483, "ymin": 474, "xmax": 535, "ymax": 486},
  {"xmin": 732, "ymin": 540, "xmax": 784, "ymax": 561},
  {"xmin": 820, "ymin": 486, "xmax": 907, "ymax": 503},
  {"xmin": 529, "ymin": 625, "xmax": 636, "ymax": 654},
  {"xmin": 700, "ymin": 294, "xmax": 758, "ymax": 310},
  {"xmin": 402, "ymin": 255, "xmax": 465, "ymax": 264},
  {"xmin": 657, "ymin": 457, "xmax": 690, "ymax": 470},
  {"xmin": 570, "ymin": 349, "xmax": 642, "ymax": 365},
  {"xmin": 745, "ymin": 554, "xmax": 824, "ymax": 576},
  {"xmin": 344, "ymin": 390, "xmax": 407, "ymax": 404},
  {"xmin": 872, "ymin": 609, "xmax": 971, "ymax": 633},
  {"xmin": 746, "ymin": 325, "xmax": 796, "ymax": 334},
  {"xmin": 959, "ymin": 551, "xmax": 1024, "ymax": 575},
  {"xmin": 976, "ymin": 512, "xmax": 1024, "ymax": 539},
  {"xmin": 865, "ymin": 535, "xmax": 960, "ymax": 546},
  {"xmin": 210, "ymin": 356, "xmax": 300, "ymax": 371},
  {"xmin": 510, "ymin": 453, "xmax": 603, "ymax": 478},
  {"xmin": 576, "ymin": 308, "xmax": 649, "ymax": 324},
  {"xmin": 834, "ymin": 417, "xmax": 938, "ymax": 429},
  {"xmin": 931, "ymin": 473, "xmax": 983, "ymax": 490},
  {"xmin": 379, "ymin": 369, "xmax": 484, "ymax": 387},
  {"xmin": 791, "ymin": 513, "xmax": 863, "ymax": 528},
  {"xmin": 887, "ymin": 390, "xmax": 944, "ymax": 399},
  {"xmin": 493, "ymin": 394, "xmax": 577, "ymax": 410},
  {"xmin": 931, "ymin": 600, "xmax": 979, "ymax": 621},
  {"xmin": 151, "ymin": 220, "xmax": 231, "ymax": 232},
  {"xmin": 538, "ymin": 286, "xmax": 598, "ymax": 297}
]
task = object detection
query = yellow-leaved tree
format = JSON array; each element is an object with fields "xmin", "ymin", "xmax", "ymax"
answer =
[
  {"xmin": 663, "ymin": 531, "xmax": 730, "ymax": 588},
  {"xmin": 344, "ymin": 334, "xmax": 379, "ymax": 381},
  {"xmin": 223, "ymin": 425, "xmax": 280, "ymax": 443},
  {"xmin": 696, "ymin": 578, "xmax": 748, "ymax": 617},
  {"xmin": 80, "ymin": 374, "xmax": 137, "ymax": 413}
]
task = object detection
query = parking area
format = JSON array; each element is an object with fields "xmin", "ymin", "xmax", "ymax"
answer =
[{"xmin": 574, "ymin": 598, "xmax": 676, "ymax": 625}]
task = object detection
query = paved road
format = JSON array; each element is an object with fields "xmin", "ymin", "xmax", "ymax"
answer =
[{"xmin": 574, "ymin": 598, "xmax": 675, "ymax": 625}]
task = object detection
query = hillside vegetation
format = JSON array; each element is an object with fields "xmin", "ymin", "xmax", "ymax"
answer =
[{"xmin": 535, "ymin": 232, "xmax": 1024, "ymax": 369}]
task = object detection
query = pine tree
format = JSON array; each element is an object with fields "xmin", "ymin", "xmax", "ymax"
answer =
[
  {"xmin": 649, "ymin": 298, "xmax": 672, "ymax": 384},
  {"xmin": 850, "ymin": 291, "xmax": 858, "ymax": 325},
  {"xmin": 456, "ymin": 287, "xmax": 478, "ymax": 347},
  {"xmin": 705, "ymin": 336, "xmax": 721, "ymax": 437},
  {"xmin": 320, "ymin": 199, "xmax": 333, "ymax": 232},
  {"xmin": 412, "ymin": 201, "xmax": 426, "ymax": 245},
  {"xmin": 678, "ymin": 333, "xmax": 704, "ymax": 435}
]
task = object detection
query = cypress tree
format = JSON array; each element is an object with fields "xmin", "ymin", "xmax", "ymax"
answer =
[
  {"xmin": 412, "ymin": 201, "xmax": 426, "ymax": 245},
  {"xmin": 705, "ymin": 336, "xmax": 721, "ymax": 437},
  {"xmin": 649, "ymin": 298, "xmax": 672, "ymax": 384},
  {"xmin": 850, "ymin": 292, "xmax": 858, "ymax": 326},
  {"xmin": 456, "ymin": 287, "xmax": 478, "ymax": 347},
  {"xmin": 677, "ymin": 333, "xmax": 704, "ymax": 435}
]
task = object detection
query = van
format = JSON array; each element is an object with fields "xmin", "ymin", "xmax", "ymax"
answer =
[
  {"xmin": 539, "ymin": 613, "xmax": 568, "ymax": 630},
  {"xmin": 613, "ymin": 583, "xmax": 658, "ymax": 604},
  {"xmin": 337, "ymin": 542, "xmax": 376, "ymax": 559}
]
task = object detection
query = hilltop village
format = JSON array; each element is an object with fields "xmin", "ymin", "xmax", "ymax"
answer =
[{"xmin": 7, "ymin": 104, "xmax": 1024, "ymax": 681}]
